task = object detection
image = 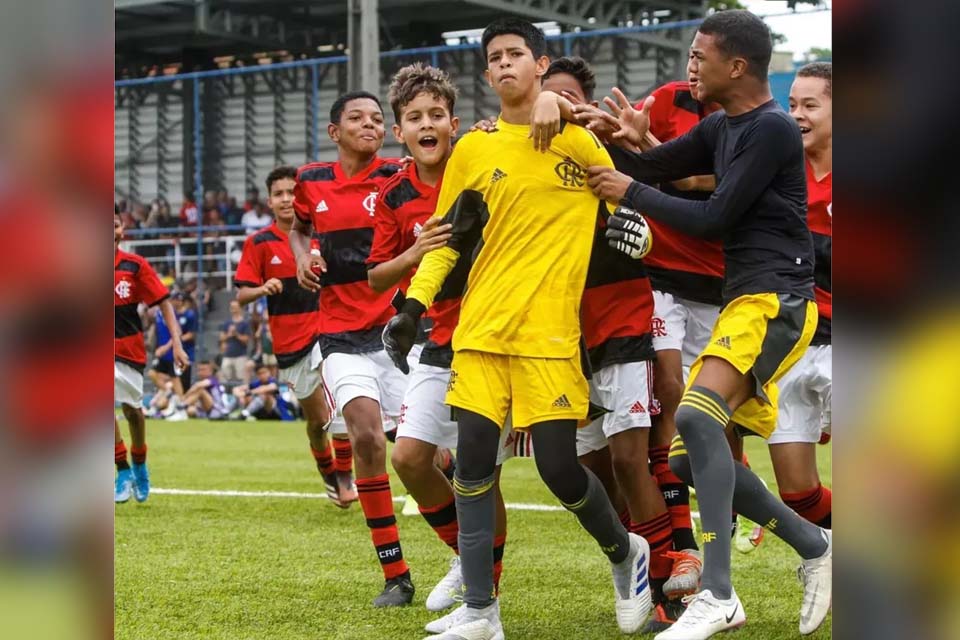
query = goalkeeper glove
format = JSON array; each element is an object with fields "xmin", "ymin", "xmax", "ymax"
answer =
[
  {"xmin": 382, "ymin": 299, "xmax": 426, "ymax": 374},
  {"xmin": 605, "ymin": 205, "xmax": 653, "ymax": 259}
]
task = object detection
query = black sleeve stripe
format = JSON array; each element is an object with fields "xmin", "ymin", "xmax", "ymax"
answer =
[
  {"xmin": 147, "ymin": 293, "xmax": 171, "ymax": 308},
  {"xmin": 234, "ymin": 280, "xmax": 261, "ymax": 288},
  {"xmin": 115, "ymin": 259, "xmax": 141, "ymax": 274},
  {"xmin": 383, "ymin": 177, "xmax": 422, "ymax": 210},
  {"xmin": 252, "ymin": 229, "xmax": 283, "ymax": 245},
  {"xmin": 299, "ymin": 165, "xmax": 336, "ymax": 182},
  {"xmin": 370, "ymin": 163, "xmax": 402, "ymax": 179}
]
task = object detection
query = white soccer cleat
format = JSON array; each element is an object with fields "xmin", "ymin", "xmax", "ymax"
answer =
[
  {"xmin": 612, "ymin": 532, "xmax": 654, "ymax": 633},
  {"xmin": 424, "ymin": 601, "xmax": 503, "ymax": 640},
  {"xmin": 425, "ymin": 603, "xmax": 468, "ymax": 634},
  {"xmin": 798, "ymin": 528, "xmax": 832, "ymax": 635},
  {"xmin": 426, "ymin": 556, "xmax": 464, "ymax": 612},
  {"xmin": 654, "ymin": 589, "xmax": 746, "ymax": 640},
  {"xmin": 662, "ymin": 549, "xmax": 703, "ymax": 599}
]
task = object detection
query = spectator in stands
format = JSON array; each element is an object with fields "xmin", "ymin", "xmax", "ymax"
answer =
[
  {"xmin": 233, "ymin": 362, "xmax": 281, "ymax": 421},
  {"xmin": 180, "ymin": 192, "xmax": 199, "ymax": 226},
  {"xmin": 241, "ymin": 200, "xmax": 272, "ymax": 234},
  {"xmin": 179, "ymin": 360, "xmax": 230, "ymax": 420},
  {"xmin": 220, "ymin": 299, "xmax": 252, "ymax": 384},
  {"xmin": 254, "ymin": 319, "xmax": 279, "ymax": 378},
  {"xmin": 244, "ymin": 186, "xmax": 261, "ymax": 211},
  {"xmin": 173, "ymin": 292, "xmax": 198, "ymax": 382},
  {"xmin": 225, "ymin": 196, "xmax": 244, "ymax": 226},
  {"xmin": 216, "ymin": 189, "xmax": 230, "ymax": 218}
]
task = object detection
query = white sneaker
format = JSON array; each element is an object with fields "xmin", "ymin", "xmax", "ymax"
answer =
[
  {"xmin": 426, "ymin": 556, "xmax": 463, "ymax": 612},
  {"xmin": 798, "ymin": 528, "xmax": 832, "ymax": 635},
  {"xmin": 425, "ymin": 603, "xmax": 469, "ymax": 634},
  {"xmin": 611, "ymin": 532, "xmax": 653, "ymax": 633},
  {"xmin": 654, "ymin": 589, "xmax": 746, "ymax": 640},
  {"xmin": 424, "ymin": 601, "xmax": 503, "ymax": 640},
  {"xmin": 402, "ymin": 494, "xmax": 421, "ymax": 516},
  {"xmin": 167, "ymin": 410, "xmax": 188, "ymax": 422}
]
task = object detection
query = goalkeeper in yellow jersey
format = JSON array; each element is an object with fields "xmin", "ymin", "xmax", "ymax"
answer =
[{"xmin": 383, "ymin": 18, "xmax": 653, "ymax": 640}]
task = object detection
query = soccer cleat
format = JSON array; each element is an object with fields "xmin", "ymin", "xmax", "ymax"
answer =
[
  {"xmin": 643, "ymin": 598, "xmax": 688, "ymax": 633},
  {"xmin": 425, "ymin": 603, "xmax": 469, "ymax": 634},
  {"xmin": 662, "ymin": 549, "xmax": 703, "ymax": 599},
  {"xmin": 426, "ymin": 556, "xmax": 463, "ymax": 612},
  {"xmin": 322, "ymin": 471, "xmax": 342, "ymax": 506},
  {"xmin": 166, "ymin": 410, "xmax": 189, "ymax": 422},
  {"xmin": 798, "ymin": 528, "xmax": 832, "ymax": 635},
  {"xmin": 114, "ymin": 469, "xmax": 134, "ymax": 504},
  {"xmin": 131, "ymin": 462, "xmax": 150, "ymax": 503},
  {"xmin": 335, "ymin": 470, "xmax": 358, "ymax": 508},
  {"xmin": 424, "ymin": 601, "xmax": 503, "ymax": 640},
  {"xmin": 611, "ymin": 532, "xmax": 654, "ymax": 633},
  {"xmin": 734, "ymin": 516, "xmax": 765, "ymax": 554},
  {"xmin": 654, "ymin": 589, "xmax": 746, "ymax": 640},
  {"xmin": 402, "ymin": 493, "xmax": 420, "ymax": 517},
  {"xmin": 373, "ymin": 572, "xmax": 415, "ymax": 608}
]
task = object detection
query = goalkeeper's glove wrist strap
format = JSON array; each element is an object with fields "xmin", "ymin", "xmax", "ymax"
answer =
[{"xmin": 400, "ymin": 299, "xmax": 427, "ymax": 319}]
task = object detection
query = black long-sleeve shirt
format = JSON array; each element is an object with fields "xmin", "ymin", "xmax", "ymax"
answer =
[{"xmin": 610, "ymin": 100, "xmax": 814, "ymax": 304}]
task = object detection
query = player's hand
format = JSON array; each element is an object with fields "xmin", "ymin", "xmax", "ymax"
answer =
[
  {"xmin": 530, "ymin": 91, "xmax": 561, "ymax": 152},
  {"xmin": 571, "ymin": 103, "xmax": 619, "ymax": 142},
  {"xmin": 410, "ymin": 217, "xmax": 452, "ymax": 263},
  {"xmin": 586, "ymin": 166, "xmax": 633, "ymax": 203},
  {"xmin": 261, "ymin": 278, "xmax": 283, "ymax": 296},
  {"xmin": 605, "ymin": 205, "xmax": 653, "ymax": 259},
  {"xmin": 382, "ymin": 314, "xmax": 417, "ymax": 375},
  {"xmin": 172, "ymin": 345, "xmax": 190, "ymax": 371},
  {"xmin": 296, "ymin": 252, "xmax": 325, "ymax": 292},
  {"xmin": 602, "ymin": 89, "xmax": 654, "ymax": 147},
  {"xmin": 155, "ymin": 341, "xmax": 172, "ymax": 357},
  {"xmin": 469, "ymin": 117, "xmax": 498, "ymax": 133}
]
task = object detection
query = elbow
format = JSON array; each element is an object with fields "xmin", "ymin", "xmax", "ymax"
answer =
[{"xmin": 367, "ymin": 274, "xmax": 387, "ymax": 293}]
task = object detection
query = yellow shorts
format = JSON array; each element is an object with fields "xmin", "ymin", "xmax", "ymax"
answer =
[
  {"xmin": 686, "ymin": 293, "xmax": 818, "ymax": 439},
  {"xmin": 446, "ymin": 350, "xmax": 589, "ymax": 429}
]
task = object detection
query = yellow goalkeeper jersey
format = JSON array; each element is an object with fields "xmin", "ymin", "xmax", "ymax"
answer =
[{"xmin": 406, "ymin": 117, "xmax": 616, "ymax": 359}]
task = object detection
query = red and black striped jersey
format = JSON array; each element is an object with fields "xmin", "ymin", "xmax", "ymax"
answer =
[
  {"xmin": 114, "ymin": 249, "xmax": 169, "ymax": 371},
  {"xmin": 234, "ymin": 223, "xmax": 320, "ymax": 369},
  {"xmin": 367, "ymin": 164, "xmax": 461, "ymax": 367},
  {"xmin": 294, "ymin": 156, "xmax": 403, "ymax": 356},
  {"xmin": 581, "ymin": 210, "xmax": 656, "ymax": 370},
  {"xmin": 642, "ymin": 81, "xmax": 725, "ymax": 305},
  {"xmin": 806, "ymin": 161, "xmax": 832, "ymax": 344}
]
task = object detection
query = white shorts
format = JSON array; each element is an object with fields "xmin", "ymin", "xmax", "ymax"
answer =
[
  {"xmin": 769, "ymin": 345, "xmax": 832, "ymax": 445},
  {"xmin": 322, "ymin": 345, "xmax": 420, "ymax": 422},
  {"xmin": 577, "ymin": 361, "xmax": 655, "ymax": 456},
  {"xmin": 279, "ymin": 343, "xmax": 324, "ymax": 400},
  {"xmin": 396, "ymin": 363, "xmax": 514, "ymax": 465},
  {"xmin": 652, "ymin": 291, "xmax": 720, "ymax": 376},
  {"xmin": 115, "ymin": 361, "xmax": 144, "ymax": 407}
]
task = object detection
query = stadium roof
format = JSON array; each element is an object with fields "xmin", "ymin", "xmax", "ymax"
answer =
[{"xmin": 116, "ymin": 0, "xmax": 707, "ymax": 76}]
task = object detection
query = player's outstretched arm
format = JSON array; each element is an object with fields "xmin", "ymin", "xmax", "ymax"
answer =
[
  {"xmin": 289, "ymin": 217, "xmax": 324, "ymax": 292},
  {"xmin": 236, "ymin": 279, "xmax": 283, "ymax": 305}
]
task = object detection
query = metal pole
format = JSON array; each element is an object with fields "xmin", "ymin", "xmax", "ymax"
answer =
[
  {"xmin": 193, "ymin": 76, "xmax": 205, "ymax": 364},
  {"xmin": 347, "ymin": 0, "xmax": 380, "ymax": 94},
  {"xmin": 311, "ymin": 62, "xmax": 320, "ymax": 161}
]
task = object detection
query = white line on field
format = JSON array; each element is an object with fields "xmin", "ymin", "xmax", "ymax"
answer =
[{"xmin": 151, "ymin": 487, "xmax": 700, "ymax": 518}]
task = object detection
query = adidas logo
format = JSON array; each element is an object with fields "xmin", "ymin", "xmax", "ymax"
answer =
[
  {"xmin": 315, "ymin": 200, "xmax": 329, "ymax": 213},
  {"xmin": 552, "ymin": 394, "xmax": 572, "ymax": 408},
  {"xmin": 628, "ymin": 401, "xmax": 646, "ymax": 414},
  {"xmin": 490, "ymin": 168, "xmax": 507, "ymax": 184},
  {"xmin": 270, "ymin": 255, "xmax": 282, "ymax": 265},
  {"xmin": 714, "ymin": 336, "xmax": 732, "ymax": 349},
  {"xmin": 412, "ymin": 222, "xmax": 423, "ymax": 237}
]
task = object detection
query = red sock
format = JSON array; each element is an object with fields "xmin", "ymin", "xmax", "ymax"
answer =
[
  {"xmin": 618, "ymin": 508, "xmax": 632, "ymax": 530},
  {"xmin": 130, "ymin": 445, "xmax": 147, "ymax": 465},
  {"xmin": 781, "ymin": 484, "xmax": 832, "ymax": 529},
  {"xmin": 631, "ymin": 511, "xmax": 674, "ymax": 582},
  {"xmin": 311, "ymin": 445, "xmax": 335, "ymax": 477},
  {"xmin": 115, "ymin": 441, "xmax": 130, "ymax": 471},
  {"xmin": 418, "ymin": 496, "xmax": 459, "ymax": 553},
  {"xmin": 333, "ymin": 438, "xmax": 353, "ymax": 474},
  {"xmin": 650, "ymin": 445, "xmax": 696, "ymax": 551},
  {"xmin": 356, "ymin": 474, "xmax": 408, "ymax": 580},
  {"xmin": 493, "ymin": 534, "xmax": 507, "ymax": 594},
  {"xmin": 741, "ymin": 452, "xmax": 750, "ymax": 468}
]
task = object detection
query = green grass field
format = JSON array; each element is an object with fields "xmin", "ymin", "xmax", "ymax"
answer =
[{"xmin": 115, "ymin": 419, "xmax": 831, "ymax": 639}]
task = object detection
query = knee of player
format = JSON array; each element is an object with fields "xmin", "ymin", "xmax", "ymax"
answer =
[
  {"xmin": 609, "ymin": 444, "xmax": 648, "ymax": 482},
  {"xmin": 390, "ymin": 442, "xmax": 432, "ymax": 478},
  {"xmin": 350, "ymin": 425, "xmax": 386, "ymax": 460},
  {"xmin": 667, "ymin": 449, "xmax": 694, "ymax": 486},
  {"xmin": 654, "ymin": 371, "xmax": 685, "ymax": 408}
]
